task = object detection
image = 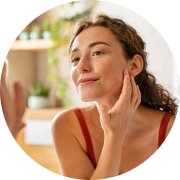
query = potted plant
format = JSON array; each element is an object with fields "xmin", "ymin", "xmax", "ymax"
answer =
[
  {"xmin": 28, "ymin": 82, "xmax": 50, "ymax": 109},
  {"xmin": 42, "ymin": 19, "xmax": 52, "ymax": 39},
  {"xmin": 29, "ymin": 25, "xmax": 41, "ymax": 39},
  {"xmin": 18, "ymin": 26, "xmax": 29, "ymax": 40},
  {"xmin": 19, "ymin": 31, "xmax": 29, "ymax": 40}
]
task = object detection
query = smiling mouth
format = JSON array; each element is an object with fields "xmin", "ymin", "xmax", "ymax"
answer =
[{"xmin": 78, "ymin": 78, "xmax": 100, "ymax": 86}]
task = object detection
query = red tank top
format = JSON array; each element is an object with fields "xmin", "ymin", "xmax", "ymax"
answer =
[{"xmin": 74, "ymin": 108, "xmax": 172, "ymax": 168}]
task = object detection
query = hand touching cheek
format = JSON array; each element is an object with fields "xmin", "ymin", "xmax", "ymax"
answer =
[{"xmin": 97, "ymin": 69, "xmax": 141, "ymax": 137}]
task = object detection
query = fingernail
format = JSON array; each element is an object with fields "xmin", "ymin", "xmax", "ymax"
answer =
[
  {"xmin": 125, "ymin": 69, "xmax": 130, "ymax": 76},
  {"xmin": 125, "ymin": 69, "xmax": 129, "ymax": 74}
]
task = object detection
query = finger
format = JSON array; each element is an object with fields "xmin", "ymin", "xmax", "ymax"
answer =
[
  {"xmin": 130, "ymin": 76, "xmax": 138, "ymax": 106},
  {"xmin": 120, "ymin": 70, "xmax": 132, "ymax": 101},
  {"xmin": 111, "ymin": 69, "xmax": 131, "ymax": 112},
  {"xmin": 14, "ymin": 81, "xmax": 26, "ymax": 118},
  {"xmin": 97, "ymin": 105, "xmax": 110, "ymax": 122},
  {"xmin": 0, "ymin": 64, "xmax": 13, "ymax": 123},
  {"xmin": 11, "ymin": 121, "xmax": 26, "ymax": 139},
  {"xmin": 0, "ymin": 63, "xmax": 9, "ymax": 97},
  {"xmin": 134, "ymin": 85, "xmax": 141, "ymax": 109},
  {"xmin": 1, "ymin": 63, "xmax": 7, "ymax": 84},
  {"xmin": 0, "ymin": 63, "xmax": 8, "ymax": 92}
]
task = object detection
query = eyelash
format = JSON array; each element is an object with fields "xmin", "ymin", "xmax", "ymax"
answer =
[
  {"xmin": 71, "ymin": 51, "xmax": 104, "ymax": 65},
  {"xmin": 71, "ymin": 58, "xmax": 80, "ymax": 63},
  {"xmin": 92, "ymin": 50, "xmax": 104, "ymax": 56}
]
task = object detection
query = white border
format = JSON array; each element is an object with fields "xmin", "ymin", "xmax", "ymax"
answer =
[{"xmin": 0, "ymin": 0, "xmax": 179, "ymax": 180}]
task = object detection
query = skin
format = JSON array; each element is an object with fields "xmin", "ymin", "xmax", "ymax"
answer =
[
  {"xmin": 52, "ymin": 26, "xmax": 175, "ymax": 179},
  {"xmin": 0, "ymin": 63, "xmax": 26, "ymax": 138}
]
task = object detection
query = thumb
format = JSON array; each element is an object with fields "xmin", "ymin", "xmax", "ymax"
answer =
[
  {"xmin": 14, "ymin": 81, "xmax": 26, "ymax": 118},
  {"xmin": 97, "ymin": 105, "xmax": 110, "ymax": 122}
]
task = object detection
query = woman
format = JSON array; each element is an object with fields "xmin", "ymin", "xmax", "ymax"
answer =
[{"xmin": 52, "ymin": 14, "xmax": 178, "ymax": 179}]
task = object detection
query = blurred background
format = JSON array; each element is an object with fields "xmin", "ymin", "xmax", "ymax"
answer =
[{"xmin": 5, "ymin": 0, "xmax": 179, "ymax": 175}]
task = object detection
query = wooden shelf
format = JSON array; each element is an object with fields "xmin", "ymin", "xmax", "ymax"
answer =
[
  {"xmin": 23, "ymin": 107, "xmax": 63, "ymax": 120},
  {"xmin": 16, "ymin": 107, "xmax": 63, "ymax": 174},
  {"xmin": 11, "ymin": 39, "xmax": 54, "ymax": 51}
]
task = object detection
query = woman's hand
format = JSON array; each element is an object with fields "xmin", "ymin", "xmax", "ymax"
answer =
[
  {"xmin": 97, "ymin": 70, "xmax": 141, "ymax": 137},
  {"xmin": 0, "ymin": 63, "xmax": 26, "ymax": 138}
]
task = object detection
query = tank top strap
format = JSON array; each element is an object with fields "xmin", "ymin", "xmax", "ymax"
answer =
[
  {"xmin": 158, "ymin": 112, "xmax": 172, "ymax": 148},
  {"xmin": 74, "ymin": 108, "xmax": 97, "ymax": 168}
]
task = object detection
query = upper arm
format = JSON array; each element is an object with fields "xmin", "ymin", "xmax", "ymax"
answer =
[{"xmin": 52, "ymin": 110, "xmax": 94, "ymax": 179}]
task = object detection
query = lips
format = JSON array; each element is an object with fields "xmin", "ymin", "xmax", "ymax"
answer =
[{"xmin": 77, "ymin": 77, "xmax": 100, "ymax": 85}]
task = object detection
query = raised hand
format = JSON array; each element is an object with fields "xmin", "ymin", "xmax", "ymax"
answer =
[
  {"xmin": 97, "ymin": 70, "xmax": 141, "ymax": 137},
  {"xmin": 0, "ymin": 63, "xmax": 26, "ymax": 138}
]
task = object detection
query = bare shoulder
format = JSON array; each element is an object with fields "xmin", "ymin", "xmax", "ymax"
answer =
[
  {"xmin": 52, "ymin": 107, "xmax": 95, "ymax": 178},
  {"xmin": 52, "ymin": 106, "xmax": 92, "ymax": 131},
  {"xmin": 52, "ymin": 108, "xmax": 76, "ymax": 136},
  {"xmin": 52, "ymin": 108, "xmax": 80, "ymax": 159},
  {"xmin": 142, "ymin": 107, "xmax": 176, "ymax": 137}
]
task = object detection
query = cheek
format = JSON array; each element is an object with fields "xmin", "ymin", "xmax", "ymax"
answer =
[
  {"xmin": 101, "ymin": 62, "xmax": 124, "ymax": 80},
  {"xmin": 101, "ymin": 60, "xmax": 126, "ymax": 91},
  {"xmin": 71, "ymin": 67, "xmax": 77, "ymax": 86}
]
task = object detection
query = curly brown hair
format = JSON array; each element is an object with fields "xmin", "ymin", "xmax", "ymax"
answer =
[{"xmin": 69, "ymin": 14, "xmax": 178, "ymax": 115}]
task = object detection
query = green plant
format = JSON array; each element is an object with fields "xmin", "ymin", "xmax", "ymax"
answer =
[
  {"xmin": 47, "ymin": 18, "xmax": 72, "ymax": 107},
  {"xmin": 29, "ymin": 82, "xmax": 50, "ymax": 97},
  {"xmin": 51, "ymin": 19, "xmax": 62, "ymax": 41},
  {"xmin": 47, "ymin": 44, "xmax": 71, "ymax": 107},
  {"xmin": 31, "ymin": 25, "xmax": 40, "ymax": 33},
  {"xmin": 42, "ymin": 19, "xmax": 51, "ymax": 32}
]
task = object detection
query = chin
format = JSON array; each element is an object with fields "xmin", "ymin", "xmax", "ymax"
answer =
[
  {"xmin": 80, "ymin": 93, "xmax": 98, "ymax": 102},
  {"xmin": 81, "ymin": 96, "xmax": 94, "ymax": 102}
]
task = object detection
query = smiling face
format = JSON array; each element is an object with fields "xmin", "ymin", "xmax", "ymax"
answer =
[{"xmin": 70, "ymin": 26, "xmax": 130, "ymax": 105}]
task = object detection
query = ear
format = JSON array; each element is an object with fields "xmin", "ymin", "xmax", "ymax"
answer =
[{"xmin": 128, "ymin": 54, "xmax": 143, "ymax": 77}]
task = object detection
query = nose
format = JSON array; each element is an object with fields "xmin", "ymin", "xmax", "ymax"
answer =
[{"xmin": 76, "ymin": 55, "xmax": 92, "ymax": 73}]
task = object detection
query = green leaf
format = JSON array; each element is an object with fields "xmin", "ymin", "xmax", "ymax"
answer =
[{"xmin": 29, "ymin": 82, "xmax": 50, "ymax": 97}]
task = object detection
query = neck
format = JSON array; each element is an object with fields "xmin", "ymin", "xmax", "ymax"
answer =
[
  {"xmin": 95, "ymin": 95, "xmax": 119, "ymax": 110},
  {"xmin": 95, "ymin": 96, "xmax": 152, "ymax": 132},
  {"xmin": 95, "ymin": 96, "xmax": 150, "ymax": 131},
  {"xmin": 126, "ymin": 105, "xmax": 152, "ymax": 134}
]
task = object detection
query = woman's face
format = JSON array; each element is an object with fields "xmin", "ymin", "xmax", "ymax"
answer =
[{"xmin": 70, "ymin": 26, "xmax": 129, "ymax": 103}]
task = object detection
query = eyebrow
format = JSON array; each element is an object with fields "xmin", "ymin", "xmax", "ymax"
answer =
[{"xmin": 70, "ymin": 41, "xmax": 111, "ymax": 53}]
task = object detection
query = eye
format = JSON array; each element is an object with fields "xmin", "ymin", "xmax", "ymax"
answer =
[
  {"xmin": 71, "ymin": 57, "xmax": 80, "ymax": 65},
  {"xmin": 92, "ymin": 51, "xmax": 104, "ymax": 56}
]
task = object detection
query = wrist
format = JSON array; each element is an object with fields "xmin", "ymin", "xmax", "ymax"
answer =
[{"xmin": 104, "ymin": 131, "xmax": 125, "ymax": 145}]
